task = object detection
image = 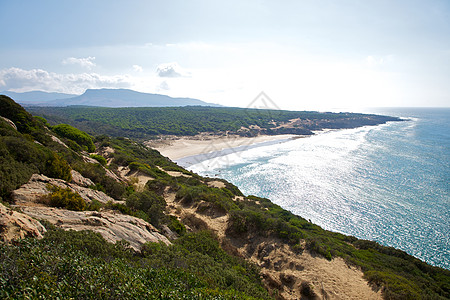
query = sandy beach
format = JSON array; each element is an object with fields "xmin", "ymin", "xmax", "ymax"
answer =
[{"xmin": 147, "ymin": 134, "xmax": 299, "ymax": 161}]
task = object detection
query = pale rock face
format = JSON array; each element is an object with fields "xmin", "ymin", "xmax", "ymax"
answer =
[
  {"xmin": 19, "ymin": 206, "xmax": 170, "ymax": 250},
  {"xmin": 0, "ymin": 203, "xmax": 47, "ymax": 242},
  {"xmin": 12, "ymin": 174, "xmax": 119, "ymax": 204},
  {"xmin": 70, "ymin": 170, "xmax": 94, "ymax": 187},
  {"xmin": 50, "ymin": 134, "xmax": 68, "ymax": 148},
  {"xmin": 0, "ymin": 116, "xmax": 17, "ymax": 130}
]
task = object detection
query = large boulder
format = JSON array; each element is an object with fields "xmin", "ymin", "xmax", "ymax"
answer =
[
  {"xmin": 19, "ymin": 206, "xmax": 170, "ymax": 250},
  {"xmin": 12, "ymin": 174, "xmax": 118, "ymax": 204},
  {"xmin": 0, "ymin": 203, "xmax": 46, "ymax": 242}
]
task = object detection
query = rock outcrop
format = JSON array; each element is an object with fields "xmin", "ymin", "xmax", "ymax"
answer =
[
  {"xmin": 19, "ymin": 206, "xmax": 170, "ymax": 251},
  {"xmin": 12, "ymin": 174, "xmax": 118, "ymax": 204},
  {"xmin": 70, "ymin": 170, "xmax": 94, "ymax": 187},
  {"xmin": 0, "ymin": 116, "xmax": 17, "ymax": 130},
  {"xmin": 0, "ymin": 203, "xmax": 46, "ymax": 242}
]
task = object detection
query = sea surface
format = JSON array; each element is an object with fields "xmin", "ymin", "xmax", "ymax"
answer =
[{"xmin": 180, "ymin": 108, "xmax": 450, "ymax": 270}]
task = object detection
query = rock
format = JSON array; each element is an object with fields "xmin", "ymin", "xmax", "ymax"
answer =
[
  {"xmin": 12, "ymin": 174, "xmax": 119, "ymax": 204},
  {"xmin": 161, "ymin": 224, "xmax": 178, "ymax": 240},
  {"xmin": 83, "ymin": 155, "xmax": 99, "ymax": 164},
  {"xmin": 83, "ymin": 155, "xmax": 124, "ymax": 183},
  {"xmin": 0, "ymin": 203, "xmax": 46, "ymax": 242},
  {"xmin": 19, "ymin": 206, "xmax": 170, "ymax": 251},
  {"xmin": 1, "ymin": 116, "xmax": 17, "ymax": 130},
  {"xmin": 104, "ymin": 168, "xmax": 124, "ymax": 183},
  {"xmin": 70, "ymin": 170, "xmax": 94, "ymax": 187},
  {"xmin": 50, "ymin": 134, "xmax": 68, "ymax": 148}
]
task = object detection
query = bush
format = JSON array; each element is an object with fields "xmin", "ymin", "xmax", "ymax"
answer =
[
  {"xmin": 41, "ymin": 185, "xmax": 86, "ymax": 211},
  {"xmin": 175, "ymin": 185, "xmax": 237, "ymax": 213},
  {"xmin": 126, "ymin": 190, "xmax": 166, "ymax": 226},
  {"xmin": 0, "ymin": 95, "xmax": 40, "ymax": 134},
  {"xmin": 0, "ymin": 155, "xmax": 36, "ymax": 202},
  {"xmin": 90, "ymin": 154, "xmax": 107, "ymax": 166},
  {"xmin": 0, "ymin": 227, "xmax": 268, "ymax": 299},
  {"xmin": 86, "ymin": 199, "xmax": 103, "ymax": 211},
  {"xmin": 45, "ymin": 152, "xmax": 72, "ymax": 181},
  {"xmin": 167, "ymin": 215, "xmax": 186, "ymax": 235},
  {"xmin": 141, "ymin": 231, "xmax": 270, "ymax": 299},
  {"xmin": 34, "ymin": 116, "xmax": 49, "ymax": 127},
  {"xmin": 52, "ymin": 124, "xmax": 95, "ymax": 152}
]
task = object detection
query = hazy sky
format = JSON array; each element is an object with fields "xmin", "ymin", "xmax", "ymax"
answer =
[{"xmin": 1, "ymin": 0, "xmax": 449, "ymax": 109}]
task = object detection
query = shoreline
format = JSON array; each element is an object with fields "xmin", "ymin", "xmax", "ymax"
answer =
[{"xmin": 148, "ymin": 134, "xmax": 301, "ymax": 162}]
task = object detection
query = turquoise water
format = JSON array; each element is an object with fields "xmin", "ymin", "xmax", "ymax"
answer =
[{"xmin": 183, "ymin": 108, "xmax": 450, "ymax": 270}]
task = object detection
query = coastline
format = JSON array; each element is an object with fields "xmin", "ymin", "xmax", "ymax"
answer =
[{"xmin": 148, "ymin": 134, "xmax": 300, "ymax": 161}]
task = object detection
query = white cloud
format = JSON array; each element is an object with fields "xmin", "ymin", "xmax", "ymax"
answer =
[
  {"xmin": 366, "ymin": 55, "xmax": 393, "ymax": 67},
  {"xmin": 133, "ymin": 64, "xmax": 143, "ymax": 72},
  {"xmin": 0, "ymin": 67, "xmax": 132, "ymax": 94},
  {"xmin": 156, "ymin": 62, "xmax": 190, "ymax": 78},
  {"xmin": 62, "ymin": 56, "xmax": 96, "ymax": 69},
  {"xmin": 158, "ymin": 81, "xmax": 170, "ymax": 91}
]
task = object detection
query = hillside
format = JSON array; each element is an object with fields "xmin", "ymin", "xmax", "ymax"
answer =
[
  {"xmin": 0, "ymin": 95, "xmax": 449, "ymax": 299},
  {"xmin": 8, "ymin": 88, "xmax": 220, "ymax": 107},
  {"xmin": 28, "ymin": 105, "xmax": 402, "ymax": 140}
]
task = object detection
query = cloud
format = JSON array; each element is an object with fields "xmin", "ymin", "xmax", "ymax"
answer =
[
  {"xmin": 133, "ymin": 64, "xmax": 143, "ymax": 72},
  {"xmin": 62, "ymin": 56, "xmax": 96, "ymax": 69},
  {"xmin": 0, "ymin": 67, "xmax": 132, "ymax": 94},
  {"xmin": 366, "ymin": 55, "xmax": 393, "ymax": 67},
  {"xmin": 156, "ymin": 62, "xmax": 190, "ymax": 78},
  {"xmin": 158, "ymin": 81, "xmax": 170, "ymax": 91}
]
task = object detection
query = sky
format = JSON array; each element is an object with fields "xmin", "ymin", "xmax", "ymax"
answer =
[{"xmin": 0, "ymin": 0, "xmax": 449, "ymax": 110}]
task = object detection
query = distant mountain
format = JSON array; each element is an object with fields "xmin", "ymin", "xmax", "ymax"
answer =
[
  {"xmin": 1, "ymin": 91, "xmax": 78, "ymax": 103},
  {"xmin": 2, "ymin": 89, "xmax": 220, "ymax": 107}
]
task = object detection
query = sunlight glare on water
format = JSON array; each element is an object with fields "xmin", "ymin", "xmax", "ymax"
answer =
[{"xmin": 186, "ymin": 109, "xmax": 450, "ymax": 269}]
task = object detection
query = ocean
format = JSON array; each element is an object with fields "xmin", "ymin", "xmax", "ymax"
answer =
[{"xmin": 180, "ymin": 108, "xmax": 450, "ymax": 270}]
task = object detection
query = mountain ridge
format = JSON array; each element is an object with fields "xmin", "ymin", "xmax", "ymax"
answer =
[{"xmin": 2, "ymin": 88, "xmax": 220, "ymax": 108}]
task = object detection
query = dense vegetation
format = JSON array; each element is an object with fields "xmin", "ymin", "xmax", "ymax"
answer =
[
  {"xmin": 0, "ymin": 226, "xmax": 269, "ymax": 299},
  {"xmin": 28, "ymin": 105, "xmax": 401, "ymax": 139},
  {"xmin": 1, "ymin": 95, "xmax": 449, "ymax": 299},
  {"xmin": 52, "ymin": 123, "xmax": 96, "ymax": 152},
  {"xmin": 0, "ymin": 96, "xmax": 72, "ymax": 201}
]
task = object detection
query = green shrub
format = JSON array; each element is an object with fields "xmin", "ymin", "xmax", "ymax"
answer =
[
  {"xmin": 90, "ymin": 154, "xmax": 107, "ymax": 166},
  {"xmin": 141, "ymin": 231, "xmax": 270, "ymax": 299},
  {"xmin": 52, "ymin": 124, "xmax": 95, "ymax": 152},
  {"xmin": 0, "ymin": 95, "xmax": 41, "ymax": 134},
  {"xmin": 86, "ymin": 199, "xmax": 103, "ymax": 211},
  {"xmin": 0, "ymin": 227, "xmax": 267, "ymax": 299},
  {"xmin": 176, "ymin": 185, "xmax": 237, "ymax": 213},
  {"xmin": 42, "ymin": 185, "xmax": 86, "ymax": 211},
  {"xmin": 66, "ymin": 139, "xmax": 82, "ymax": 152},
  {"xmin": 0, "ymin": 134, "xmax": 72, "ymax": 202},
  {"xmin": 126, "ymin": 190, "xmax": 166, "ymax": 226},
  {"xmin": 45, "ymin": 152, "xmax": 72, "ymax": 181},
  {"xmin": 106, "ymin": 201, "xmax": 134, "ymax": 215},
  {"xmin": 168, "ymin": 215, "xmax": 186, "ymax": 235},
  {"xmin": 34, "ymin": 116, "xmax": 49, "ymax": 127},
  {"xmin": 0, "ymin": 155, "xmax": 36, "ymax": 202}
]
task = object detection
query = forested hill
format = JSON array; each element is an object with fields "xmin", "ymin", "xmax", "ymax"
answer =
[{"xmin": 28, "ymin": 105, "xmax": 402, "ymax": 139}]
